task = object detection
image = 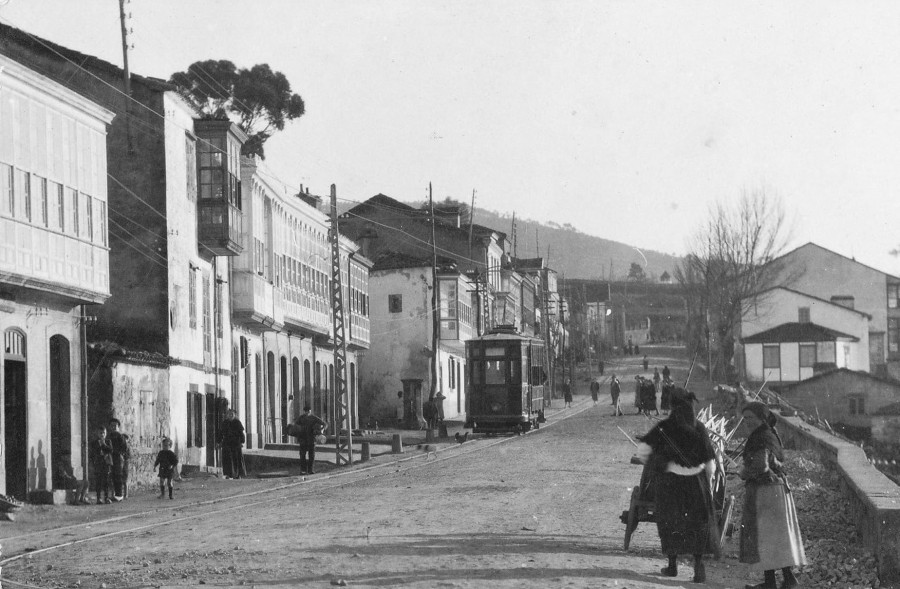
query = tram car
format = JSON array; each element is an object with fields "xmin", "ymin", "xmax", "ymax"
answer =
[{"xmin": 465, "ymin": 325, "xmax": 547, "ymax": 434}]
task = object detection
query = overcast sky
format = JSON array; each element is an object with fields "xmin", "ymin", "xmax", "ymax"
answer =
[{"xmin": 3, "ymin": 1, "xmax": 900, "ymax": 273}]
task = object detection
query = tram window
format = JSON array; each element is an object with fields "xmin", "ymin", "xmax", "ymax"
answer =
[
  {"xmin": 471, "ymin": 361, "xmax": 483, "ymax": 385},
  {"xmin": 484, "ymin": 346, "xmax": 506, "ymax": 357},
  {"xmin": 485, "ymin": 360, "xmax": 507, "ymax": 385},
  {"xmin": 510, "ymin": 360, "xmax": 521, "ymax": 384},
  {"xmin": 531, "ymin": 365, "xmax": 547, "ymax": 385}
]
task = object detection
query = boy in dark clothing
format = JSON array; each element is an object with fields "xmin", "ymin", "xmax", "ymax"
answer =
[
  {"xmin": 107, "ymin": 418, "xmax": 130, "ymax": 501},
  {"xmin": 154, "ymin": 437, "xmax": 179, "ymax": 499},
  {"xmin": 90, "ymin": 427, "xmax": 113, "ymax": 504}
]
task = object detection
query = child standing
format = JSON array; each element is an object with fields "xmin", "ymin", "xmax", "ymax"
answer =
[
  {"xmin": 153, "ymin": 438, "xmax": 178, "ymax": 500},
  {"xmin": 107, "ymin": 418, "xmax": 131, "ymax": 501},
  {"xmin": 90, "ymin": 427, "xmax": 113, "ymax": 504}
]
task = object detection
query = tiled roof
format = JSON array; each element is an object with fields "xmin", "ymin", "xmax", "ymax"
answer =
[{"xmin": 741, "ymin": 322, "xmax": 858, "ymax": 344}]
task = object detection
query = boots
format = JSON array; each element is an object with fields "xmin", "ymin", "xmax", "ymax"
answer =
[
  {"xmin": 781, "ymin": 567, "xmax": 798, "ymax": 589},
  {"xmin": 693, "ymin": 555, "xmax": 705, "ymax": 583},
  {"xmin": 746, "ymin": 570, "xmax": 777, "ymax": 589},
  {"xmin": 661, "ymin": 554, "xmax": 677, "ymax": 577}
]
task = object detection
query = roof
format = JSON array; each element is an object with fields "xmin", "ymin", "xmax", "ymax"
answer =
[
  {"xmin": 750, "ymin": 285, "xmax": 872, "ymax": 319},
  {"xmin": 741, "ymin": 322, "xmax": 858, "ymax": 344},
  {"xmin": 0, "ymin": 22, "xmax": 174, "ymax": 94},
  {"xmin": 370, "ymin": 250, "xmax": 458, "ymax": 271},
  {"xmin": 770, "ymin": 242, "xmax": 900, "ymax": 283},
  {"xmin": 778, "ymin": 367, "xmax": 900, "ymax": 393}
]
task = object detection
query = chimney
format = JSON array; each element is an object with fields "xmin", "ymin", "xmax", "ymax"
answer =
[{"xmin": 297, "ymin": 187, "xmax": 322, "ymax": 211}]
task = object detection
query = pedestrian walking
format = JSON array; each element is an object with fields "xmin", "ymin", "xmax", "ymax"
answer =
[
  {"xmin": 660, "ymin": 378, "xmax": 674, "ymax": 415},
  {"xmin": 598, "ymin": 359, "xmax": 605, "ymax": 376},
  {"xmin": 662, "ymin": 365, "xmax": 671, "ymax": 381},
  {"xmin": 635, "ymin": 388, "xmax": 719, "ymax": 583},
  {"xmin": 590, "ymin": 379, "xmax": 600, "ymax": 405},
  {"xmin": 153, "ymin": 437, "xmax": 179, "ymax": 500},
  {"xmin": 563, "ymin": 379, "xmax": 573, "ymax": 408},
  {"xmin": 641, "ymin": 378, "xmax": 659, "ymax": 416},
  {"xmin": 634, "ymin": 376, "xmax": 644, "ymax": 414},
  {"xmin": 739, "ymin": 402, "xmax": 806, "ymax": 589},
  {"xmin": 293, "ymin": 405, "xmax": 327, "ymax": 475},
  {"xmin": 653, "ymin": 367, "xmax": 661, "ymax": 392},
  {"xmin": 107, "ymin": 418, "xmax": 130, "ymax": 501},
  {"xmin": 90, "ymin": 426, "xmax": 112, "ymax": 505},
  {"xmin": 217, "ymin": 409, "xmax": 247, "ymax": 479},
  {"xmin": 610, "ymin": 375, "xmax": 622, "ymax": 416},
  {"xmin": 642, "ymin": 354, "xmax": 649, "ymax": 371}
]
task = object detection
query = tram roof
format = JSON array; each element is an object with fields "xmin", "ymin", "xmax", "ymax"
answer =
[{"xmin": 470, "ymin": 329, "xmax": 544, "ymax": 343}]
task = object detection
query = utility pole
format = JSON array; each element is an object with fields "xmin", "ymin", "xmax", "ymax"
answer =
[
  {"xmin": 117, "ymin": 0, "xmax": 134, "ymax": 153},
  {"xmin": 584, "ymin": 284, "xmax": 592, "ymax": 381},
  {"xmin": 467, "ymin": 189, "xmax": 476, "ymax": 263},
  {"xmin": 429, "ymin": 183, "xmax": 439, "ymax": 403},
  {"xmin": 329, "ymin": 184, "xmax": 352, "ymax": 466}
]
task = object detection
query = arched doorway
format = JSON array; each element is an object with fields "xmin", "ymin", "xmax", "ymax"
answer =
[
  {"xmin": 266, "ymin": 352, "xmax": 276, "ymax": 444},
  {"xmin": 49, "ymin": 335, "xmax": 71, "ymax": 490},
  {"xmin": 303, "ymin": 360, "xmax": 311, "ymax": 412},
  {"xmin": 279, "ymin": 356, "xmax": 288, "ymax": 442},
  {"xmin": 4, "ymin": 329, "xmax": 27, "ymax": 499}
]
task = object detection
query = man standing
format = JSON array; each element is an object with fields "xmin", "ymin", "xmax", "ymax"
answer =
[
  {"xmin": 610, "ymin": 375, "xmax": 622, "ymax": 416},
  {"xmin": 590, "ymin": 379, "xmax": 600, "ymax": 405},
  {"xmin": 294, "ymin": 405, "xmax": 327, "ymax": 475},
  {"xmin": 217, "ymin": 409, "xmax": 247, "ymax": 479}
]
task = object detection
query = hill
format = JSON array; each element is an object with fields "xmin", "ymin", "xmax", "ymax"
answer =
[{"xmin": 470, "ymin": 207, "xmax": 682, "ymax": 280}]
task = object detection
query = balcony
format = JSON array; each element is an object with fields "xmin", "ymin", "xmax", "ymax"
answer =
[
  {"xmin": 194, "ymin": 120, "xmax": 247, "ymax": 257},
  {"xmin": 0, "ymin": 217, "xmax": 109, "ymax": 304},
  {"xmin": 231, "ymin": 270, "xmax": 283, "ymax": 330},
  {"xmin": 350, "ymin": 313, "xmax": 370, "ymax": 348}
]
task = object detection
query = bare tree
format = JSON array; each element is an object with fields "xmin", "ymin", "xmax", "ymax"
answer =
[{"xmin": 675, "ymin": 188, "xmax": 797, "ymax": 380}]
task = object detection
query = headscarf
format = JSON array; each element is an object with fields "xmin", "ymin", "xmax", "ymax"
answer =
[
  {"xmin": 742, "ymin": 401, "xmax": 784, "ymax": 459},
  {"xmin": 639, "ymin": 387, "xmax": 715, "ymax": 468}
]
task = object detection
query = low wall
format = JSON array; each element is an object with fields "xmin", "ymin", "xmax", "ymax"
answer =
[{"xmin": 777, "ymin": 415, "xmax": 900, "ymax": 586}]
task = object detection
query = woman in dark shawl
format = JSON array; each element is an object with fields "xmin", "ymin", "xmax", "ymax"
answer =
[
  {"xmin": 739, "ymin": 402, "xmax": 806, "ymax": 589},
  {"xmin": 636, "ymin": 388, "xmax": 718, "ymax": 583}
]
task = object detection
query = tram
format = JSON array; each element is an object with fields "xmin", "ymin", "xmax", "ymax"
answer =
[{"xmin": 465, "ymin": 325, "xmax": 547, "ymax": 434}]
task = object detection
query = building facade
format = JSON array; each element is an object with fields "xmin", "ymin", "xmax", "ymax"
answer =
[
  {"xmin": 738, "ymin": 286, "xmax": 871, "ymax": 383},
  {"xmin": 0, "ymin": 53, "xmax": 114, "ymax": 499},
  {"xmin": 232, "ymin": 161, "xmax": 370, "ymax": 449},
  {"xmin": 772, "ymin": 242, "xmax": 900, "ymax": 379}
]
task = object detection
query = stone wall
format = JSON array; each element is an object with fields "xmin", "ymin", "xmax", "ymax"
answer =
[{"xmin": 777, "ymin": 415, "xmax": 900, "ymax": 586}]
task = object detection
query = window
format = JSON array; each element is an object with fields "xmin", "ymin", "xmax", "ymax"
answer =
[
  {"xmin": 83, "ymin": 194, "xmax": 93, "ymax": 240},
  {"xmin": 36, "ymin": 176, "xmax": 48, "ymax": 227},
  {"xmin": 199, "ymin": 137, "xmax": 225, "ymax": 200},
  {"xmin": 798, "ymin": 307, "xmax": 810, "ymax": 324},
  {"xmin": 889, "ymin": 318, "xmax": 900, "ymax": 355},
  {"xmin": 215, "ymin": 279, "xmax": 223, "ymax": 339},
  {"xmin": 448, "ymin": 358, "xmax": 455, "ymax": 389},
  {"xmin": 69, "ymin": 188, "xmax": 79, "ymax": 236},
  {"xmin": 16, "ymin": 169, "xmax": 30, "ymax": 221},
  {"xmin": 485, "ymin": 359, "xmax": 507, "ymax": 385},
  {"xmin": 849, "ymin": 395, "xmax": 866, "ymax": 416},
  {"xmin": 99, "ymin": 202, "xmax": 107, "ymax": 246},
  {"xmin": 799, "ymin": 344, "xmax": 817, "ymax": 368},
  {"xmin": 762, "ymin": 345, "xmax": 780, "ymax": 369},
  {"xmin": 185, "ymin": 134, "xmax": 197, "ymax": 201},
  {"xmin": 889, "ymin": 284, "xmax": 900, "ymax": 309},
  {"xmin": 51, "ymin": 181, "xmax": 64, "ymax": 231},
  {"xmin": 189, "ymin": 268, "xmax": 197, "ymax": 329},
  {"xmin": 388, "ymin": 294, "xmax": 402, "ymax": 313},
  {"xmin": 186, "ymin": 388, "xmax": 203, "ymax": 447},
  {"xmin": 0, "ymin": 163, "xmax": 12, "ymax": 216},
  {"xmin": 203, "ymin": 273, "xmax": 212, "ymax": 355}
]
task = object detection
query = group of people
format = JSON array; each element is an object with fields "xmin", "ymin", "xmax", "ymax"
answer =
[
  {"xmin": 631, "ymin": 380, "xmax": 805, "ymax": 587},
  {"xmin": 88, "ymin": 418, "xmax": 132, "ymax": 504}
]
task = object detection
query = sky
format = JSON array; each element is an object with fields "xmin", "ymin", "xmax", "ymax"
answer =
[{"xmin": 3, "ymin": 1, "xmax": 900, "ymax": 274}]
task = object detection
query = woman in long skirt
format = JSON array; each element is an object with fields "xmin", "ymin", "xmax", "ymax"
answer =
[
  {"xmin": 636, "ymin": 388, "xmax": 719, "ymax": 583},
  {"xmin": 739, "ymin": 402, "xmax": 806, "ymax": 589}
]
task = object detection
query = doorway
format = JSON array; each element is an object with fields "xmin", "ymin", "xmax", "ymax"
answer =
[
  {"xmin": 401, "ymin": 378, "xmax": 423, "ymax": 430},
  {"xmin": 4, "ymin": 329, "xmax": 27, "ymax": 500},
  {"xmin": 49, "ymin": 335, "xmax": 71, "ymax": 490}
]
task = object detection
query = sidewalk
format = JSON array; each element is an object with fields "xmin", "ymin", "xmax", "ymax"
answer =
[{"xmin": 0, "ymin": 395, "xmax": 591, "ymax": 541}]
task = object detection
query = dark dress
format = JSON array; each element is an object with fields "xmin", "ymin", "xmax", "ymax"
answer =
[
  {"xmin": 218, "ymin": 418, "xmax": 247, "ymax": 479},
  {"xmin": 108, "ymin": 431, "xmax": 130, "ymax": 497},
  {"xmin": 660, "ymin": 382, "xmax": 674, "ymax": 411},
  {"xmin": 640, "ymin": 414, "xmax": 719, "ymax": 556}
]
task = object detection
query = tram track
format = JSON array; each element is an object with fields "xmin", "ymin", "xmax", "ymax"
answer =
[{"xmin": 0, "ymin": 399, "xmax": 594, "ymax": 573}]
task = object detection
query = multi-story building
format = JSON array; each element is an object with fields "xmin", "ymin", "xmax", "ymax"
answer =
[
  {"xmin": 232, "ymin": 161, "xmax": 370, "ymax": 448},
  {"xmin": 0, "ymin": 53, "xmax": 114, "ymax": 499},
  {"xmin": 0, "ymin": 24, "xmax": 244, "ymax": 481},
  {"xmin": 769, "ymin": 243, "xmax": 900, "ymax": 379},
  {"xmin": 360, "ymin": 252, "xmax": 475, "ymax": 426}
]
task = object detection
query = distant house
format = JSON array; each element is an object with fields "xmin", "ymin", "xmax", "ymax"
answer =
[
  {"xmin": 659, "ymin": 271, "xmax": 672, "ymax": 284},
  {"xmin": 770, "ymin": 242, "xmax": 900, "ymax": 379},
  {"xmin": 775, "ymin": 368, "xmax": 900, "ymax": 436},
  {"xmin": 737, "ymin": 286, "xmax": 871, "ymax": 383}
]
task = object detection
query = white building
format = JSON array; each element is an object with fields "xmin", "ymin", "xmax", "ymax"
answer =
[
  {"xmin": 0, "ymin": 54, "xmax": 114, "ymax": 499},
  {"xmin": 738, "ymin": 286, "xmax": 871, "ymax": 383},
  {"xmin": 232, "ymin": 160, "xmax": 370, "ymax": 449}
]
